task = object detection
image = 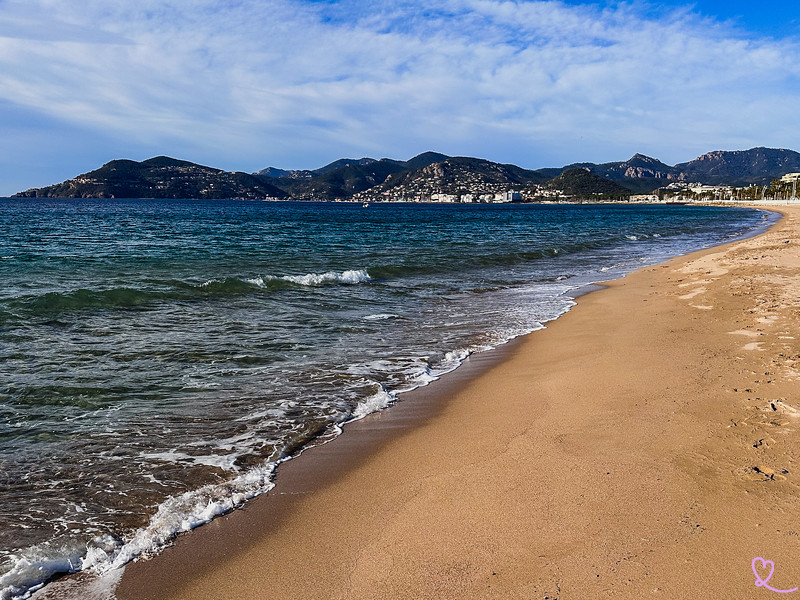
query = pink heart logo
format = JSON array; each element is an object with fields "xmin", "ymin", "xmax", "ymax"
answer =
[
  {"xmin": 753, "ymin": 557, "xmax": 799, "ymax": 594},
  {"xmin": 754, "ymin": 557, "xmax": 776, "ymax": 587}
]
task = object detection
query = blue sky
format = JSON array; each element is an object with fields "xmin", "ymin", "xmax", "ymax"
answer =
[{"xmin": 0, "ymin": 0, "xmax": 799, "ymax": 195}]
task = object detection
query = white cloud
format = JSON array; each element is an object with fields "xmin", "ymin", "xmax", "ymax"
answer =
[{"xmin": 0, "ymin": 0, "xmax": 799, "ymax": 192}]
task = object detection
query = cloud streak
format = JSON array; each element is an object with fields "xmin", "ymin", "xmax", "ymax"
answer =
[{"xmin": 1, "ymin": 0, "xmax": 799, "ymax": 194}]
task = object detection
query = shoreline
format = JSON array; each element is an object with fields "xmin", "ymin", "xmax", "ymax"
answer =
[{"xmin": 34, "ymin": 205, "xmax": 792, "ymax": 599}]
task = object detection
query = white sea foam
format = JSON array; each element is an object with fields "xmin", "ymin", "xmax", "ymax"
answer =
[
  {"xmin": 349, "ymin": 386, "xmax": 396, "ymax": 421},
  {"xmin": 23, "ymin": 567, "xmax": 123, "ymax": 600},
  {"xmin": 286, "ymin": 269, "xmax": 370, "ymax": 285},
  {"xmin": 411, "ymin": 369, "xmax": 437, "ymax": 386},
  {"xmin": 1, "ymin": 549, "xmax": 84, "ymax": 600},
  {"xmin": 363, "ymin": 313, "xmax": 399, "ymax": 321},
  {"xmin": 443, "ymin": 348, "xmax": 472, "ymax": 365},
  {"xmin": 107, "ymin": 461, "xmax": 277, "ymax": 571},
  {"xmin": 250, "ymin": 269, "xmax": 371, "ymax": 287},
  {"xmin": 0, "ymin": 460, "xmax": 280, "ymax": 600},
  {"xmin": 139, "ymin": 450, "xmax": 239, "ymax": 472}
]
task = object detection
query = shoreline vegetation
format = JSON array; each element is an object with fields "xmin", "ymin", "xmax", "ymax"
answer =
[
  {"xmin": 70, "ymin": 205, "xmax": 800, "ymax": 599},
  {"xmin": 10, "ymin": 147, "xmax": 800, "ymax": 204}
]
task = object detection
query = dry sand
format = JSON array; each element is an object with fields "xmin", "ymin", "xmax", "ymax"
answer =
[{"xmin": 116, "ymin": 205, "xmax": 800, "ymax": 599}]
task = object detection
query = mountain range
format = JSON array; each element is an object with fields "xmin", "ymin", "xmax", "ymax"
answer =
[
  {"xmin": 562, "ymin": 147, "xmax": 800, "ymax": 192},
  {"xmin": 12, "ymin": 147, "xmax": 800, "ymax": 201}
]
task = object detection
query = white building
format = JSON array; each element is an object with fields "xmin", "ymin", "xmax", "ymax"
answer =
[
  {"xmin": 491, "ymin": 191, "xmax": 522, "ymax": 203},
  {"xmin": 430, "ymin": 193, "xmax": 458, "ymax": 203},
  {"xmin": 689, "ymin": 184, "xmax": 732, "ymax": 195}
]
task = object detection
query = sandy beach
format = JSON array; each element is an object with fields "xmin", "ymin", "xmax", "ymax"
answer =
[{"xmin": 113, "ymin": 205, "xmax": 800, "ymax": 599}]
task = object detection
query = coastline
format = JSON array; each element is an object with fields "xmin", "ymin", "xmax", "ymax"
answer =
[{"xmin": 54, "ymin": 205, "xmax": 800, "ymax": 598}]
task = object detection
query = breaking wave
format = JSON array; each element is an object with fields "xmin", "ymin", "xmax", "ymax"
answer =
[
  {"xmin": 0, "ymin": 461, "xmax": 279, "ymax": 600},
  {"xmin": 249, "ymin": 269, "xmax": 371, "ymax": 287},
  {"xmin": 3, "ymin": 269, "xmax": 372, "ymax": 318}
]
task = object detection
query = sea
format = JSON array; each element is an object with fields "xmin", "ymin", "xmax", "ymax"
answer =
[{"xmin": 0, "ymin": 199, "xmax": 775, "ymax": 599}]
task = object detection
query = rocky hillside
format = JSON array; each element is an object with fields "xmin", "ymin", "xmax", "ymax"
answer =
[
  {"xmin": 563, "ymin": 154, "xmax": 682, "ymax": 193},
  {"xmin": 260, "ymin": 152, "xmax": 449, "ymax": 200},
  {"xmin": 255, "ymin": 157, "xmax": 380, "ymax": 180},
  {"xmin": 674, "ymin": 147, "xmax": 800, "ymax": 185},
  {"xmin": 15, "ymin": 156, "xmax": 288, "ymax": 200},
  {"xmin": 357, "ymin": 156, "xmax": 549, "ymax": 201},
  {"xmin": 268, "ymin": 159, "xmax": 407, "ymax": 199},
  {"xmin": 566, "ymin": 147, "xmax": 800, "ymax": 191}
]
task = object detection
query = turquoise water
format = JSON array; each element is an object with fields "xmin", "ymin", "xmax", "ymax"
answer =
[{"xmin": 0, "ymin": 199, "xmax": 773, "ymax": 598}]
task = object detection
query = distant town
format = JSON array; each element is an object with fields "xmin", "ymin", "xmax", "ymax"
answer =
[{"xmin": 353, "ymin": 174, "xmax": 800, "ymax": 205}]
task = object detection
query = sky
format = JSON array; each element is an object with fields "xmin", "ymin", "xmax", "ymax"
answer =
[{"xmin": 0, "ymin": 0, "xmax": 799, "ymax": 195}]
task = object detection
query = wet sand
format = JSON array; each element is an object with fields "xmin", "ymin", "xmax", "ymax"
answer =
[{"xmin": 116, "ymin": 206, "xmax": 800, "ymax": 599}]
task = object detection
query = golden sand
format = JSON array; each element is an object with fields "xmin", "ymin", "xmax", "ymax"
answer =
[{"xmin": 116, "ymin": 206, "xmax": 800, "ymax": 599}]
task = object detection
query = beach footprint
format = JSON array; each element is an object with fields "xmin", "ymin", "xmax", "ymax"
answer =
[{"xmin": 736, "ymin": 465, "xmax": 789, "ymax": 482}]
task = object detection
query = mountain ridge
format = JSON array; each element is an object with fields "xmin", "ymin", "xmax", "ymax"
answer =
[{"xmin": 12, "ymin": 147, "xmax": 800, "ymax": 200}]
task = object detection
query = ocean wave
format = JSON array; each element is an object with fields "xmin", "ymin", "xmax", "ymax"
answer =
[
  {"xmin": 251, "ymin": 269, "xmax": 371, "ymax": 287},
  {"xmin": 625, "ymin": 233, "xmax": 657, "ymax": 241},
  {"xmin": 364, "ymin": 242, "xmax": 640, "ymax": 281},
  {"xmin": 362, "ymin": 313, "xmax": 399, "ymax": 321},
  {"xmin": 24, "ymin": 288, "xmax": 154, "ymax": 314},
  {"xmin": 195, "ymin": 277, "xmax": 263, "ymax": 295},
  {"xmin": 0, "ymin": 460, "xmax": 280, "ymax": 600},
  {"xmin": 1, "ymin": 547, "xmax": 85, "ymax": 600},
  {"xmin": 6, "ymin": 281, "xmax": 260, "ymax": 316},
  {"xmin": 349, "ymin": 386, "xmax": 396, "ymax": 421},
  {"xmin": 4, "ymin": 269, "xmax": 371, "ymax": 317},
  {"xmin": 346, "ymin": 347, "xmax": 478, "ymax": 423}
]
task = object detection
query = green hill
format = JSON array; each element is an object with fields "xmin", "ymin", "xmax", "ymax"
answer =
[{"xmin": 545, "ymin": 169, "xmax": 633, "ymax": 198}]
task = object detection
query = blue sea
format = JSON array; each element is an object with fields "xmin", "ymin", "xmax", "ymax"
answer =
[{"xmin": 0, "ymin": 199, "xmax": 774, "ymax": 599}]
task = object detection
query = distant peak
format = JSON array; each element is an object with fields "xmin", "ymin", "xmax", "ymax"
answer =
[
  {"xmin": 141, "ymin": 156, "xmax": 197, "ymax": 168},
  {"xmin": 403, "ymin": 151, "xmax": 451, "ymax": 170},
  {"xmin": 409, "ymin": 151, "xmax": 449, "ymax": 161},
  {"xmin": 628, "ymin": 153, "xmax": 660, "ymax": 163}
]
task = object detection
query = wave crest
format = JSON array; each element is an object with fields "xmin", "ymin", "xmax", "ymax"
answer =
[
  {"xmin": 0, "ymin": 461, "xmax": 280, "ymax": 600},
  {"xmin": 252, "ymin": 269, "xmax": 371, "ymax": 287}
]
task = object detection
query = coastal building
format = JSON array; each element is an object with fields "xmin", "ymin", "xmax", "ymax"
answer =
[
  {"xmin": 781, "ymin": 173, "xmax": 800, "ymax": 200},
  {"xmin": 689, "ymin": 184, "xmax": 732, "ymax": 195},
  {"xmin": 663, "ymin": 182, "xmax": 693, "ymax": 191},
  {"xmin": 629, "ymin": 194, "xmax": 660, "ymax": 203}
]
